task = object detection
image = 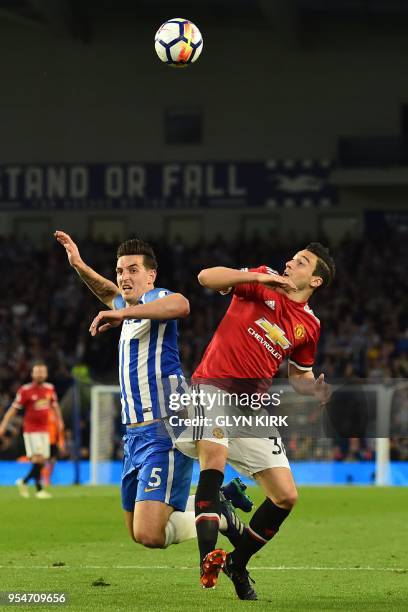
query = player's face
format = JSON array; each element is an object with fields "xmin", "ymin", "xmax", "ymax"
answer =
[
  {"xmin": 283, "ymin": 250, "xmax": 323, "ymax": 291},
  {"xmin": 31, "ymin": 365, "xmax": 48, "ymax": 384},
  {"xmin": 116, "ymin": 255, "xmax": 157, "ymax": 304}
]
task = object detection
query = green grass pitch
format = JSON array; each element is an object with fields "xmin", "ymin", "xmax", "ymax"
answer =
[{"xmin": 0, "ymin": 485, "xmax": 407, "ymax": 611}]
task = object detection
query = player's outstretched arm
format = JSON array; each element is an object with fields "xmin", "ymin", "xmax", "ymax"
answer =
[
  {"xmin": 55, "ymin": 230, "xmax": 120, "ymax": 309},
  {"xmin": 198, "ymin": 267, "xmax": 264, "ymax": 291},
  {"xmin": 288, "ymin": 365, "xmax": 331, "ymax": 405},
  {"xmin": 89, "ymin": 293, "xmax": 190, "ymax": 336},
  {"xmin": 198, "ymin": 267, "xmax": 296, "ymax": 292}
]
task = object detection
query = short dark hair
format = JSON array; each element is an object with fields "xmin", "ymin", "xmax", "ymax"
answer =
[
  {"xmin": 305, "ymin": 242, "xmax": 335, "ymax": 288},
  {"xmin": 116, "ymin": 239, "xmax": 158, "ymax": 270}
]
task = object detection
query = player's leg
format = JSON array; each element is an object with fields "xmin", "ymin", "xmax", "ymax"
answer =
[
  {"xmin": 133, "ymin": 500, "xmax": 174, "ymax": 548},
  {"xmin": 19, "ymin": 433, "xmax": 48, "ymax": 497},
  {"xmin": 122, "ymin": 470, "xmax": 139, "ymax": 542},
  {"xmin": 177, "ymin": 384, "xmax": 230, "ymax": 561},
  {"xmin": 122, "ymin": 444, "xmax": 196, "ymax": 548},
  {"xmin": 122, "ymin": 472, "xmax": 175, "ymax": 547},
  {"xmin": 33, "ymin": 435, "xmax": 52, "ymax": 498},
  {"xmin": 137, "ymin": 446, "xmax": 195, "ymax": 547},
  {"xmin": 223, "ymin": 438, "xmax": 295, "ymax": 599},
  {"xmin": 21, "ymin": 460, "xmax": 42, "ymax": 486},
  {"xmin": 42, "ymin": 445, "xmax": 58, "ymax": 486},
  {"xmin": 32, "ymin": 455, "xmax": 51, "ymax": 497},
  {"xmin": 20, "ymin": 433, "xmax": 37, "ymax": 487},
  {"xmin": 229, "ymin": 467, "xmax": 297, "ymax": 569},
  {"xmin": 175, "ymin": 416, "xmax": 240, "ymax": 587},
  {"xmin": 194, "ymin": 439, "xmax": 228, "ymax": 564},
  {"xmin": 173, "ymin": 437, "xmax": 249, "ymax": 548},
  {"xmin": 124, "ymin": 498, "xmax": 198, "ymax": 548},
  {"xmin": 30, "ymin": 455, "xmax": 45, "ymax": 486}
]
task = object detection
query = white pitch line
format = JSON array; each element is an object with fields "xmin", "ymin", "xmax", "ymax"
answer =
[{"xmin": 0, "ymin": 566, "xmax": 406, "ymax": 572}]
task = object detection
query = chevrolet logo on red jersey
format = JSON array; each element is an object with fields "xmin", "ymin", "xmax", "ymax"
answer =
[{"xmin": 255, "ymin": 318, "xmax": 291, "ymax": 350}]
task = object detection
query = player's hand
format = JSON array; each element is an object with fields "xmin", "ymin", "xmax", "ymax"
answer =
[
  {"xmin": 314, "ymin": 373, "xmax": 332, "ymax": 406},
  {"xmin": 0, "ymin": 425, "xmax": 6, "ymax": 437},
  {"xmin": 54, "ymin": 230, "xmax": 83, "ymax": 268},
  {"xmin": 256, "ymin": 272, "xmax": 297, "ymax": 292},
  {"xmin": 89, "ymin": 310, "xmax": 124, "ymax": 336}
]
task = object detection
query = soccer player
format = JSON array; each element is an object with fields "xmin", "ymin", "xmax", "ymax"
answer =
[
  {"xmin": 0, "ymin": 362, "xmax": 64, "ymax": 499},
  {"xmin": 55, "ymin": 231, "xmax": 245, "ymax": 550},
  {"xmin": 176, "ymin": 243, "xmax": 335, "ymax": 598}
]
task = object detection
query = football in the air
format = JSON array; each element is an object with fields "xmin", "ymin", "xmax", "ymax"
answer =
[{"xmin": 154, "ymin": 18, "xmax": 203, "ymax": 67}]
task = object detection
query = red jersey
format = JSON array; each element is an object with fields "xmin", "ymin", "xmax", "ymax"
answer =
[
  {"xmin": 193, "ymin": 266, "xmax": 320, "ymax": 384},
  {"xmin": 15, "ymin": 382, "xmax": 58, "ymax": 433}
]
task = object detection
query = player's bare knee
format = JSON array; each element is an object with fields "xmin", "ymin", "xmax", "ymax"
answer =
[
  {"xmin": 133, "ymin": 523, "xmax": 166, "ymax": 548},
  {"xmin": 271, "ymin": 489, "xmax": 298, "ymax": 509},
  {"xmin": 134, "ymin": 531, "xmax": 165, "ymax": 549},
  {"xmin": 197, "ymin": 442, "xmax": 227, "ymax": 472},
  {"xmin": 200, "ymin": 457, "xmax": 226, "ymax": 472},
  {"xmin": 286, "ymin": 490, "xmax": 298, "ymax": 508},
  {"xmin": 142, "ymin": 537, "xmax": 165, "ymax": 549}
]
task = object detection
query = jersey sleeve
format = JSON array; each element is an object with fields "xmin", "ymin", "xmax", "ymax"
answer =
[
  {"xmin": 112, "ymin": 294, "xmax": 126, "ymax": 310},
  {"xmin": 144, "ymin": 288, "xmax": 174, "ymax": 303},
  {"xmin": 113, "ymin": 288, "xmax": 174, "ymax": 309},
  {"xmin": 288, "ymin": 331, "xmax": 319, "ymax": 372},
  {"xmin": 233, "ymin": 265, "xmax": 279, "ymax": 300}
]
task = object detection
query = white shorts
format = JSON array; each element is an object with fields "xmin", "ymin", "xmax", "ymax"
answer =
[
  {"xmin": 173, "ymin": 382, "xmax": 291, "ymax": 477},
  {"xmin": 23, "ymin": 432, "xmax": 50, "ymax": 459},
  {"xmin": 176, "ymin": 436, "xmax": 290, "ymax": 478}
]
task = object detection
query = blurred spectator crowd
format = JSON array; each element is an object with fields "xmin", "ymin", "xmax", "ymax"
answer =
[{"xmin": 0, "ymin": 227, "xmax": 407, "ymax": 462}]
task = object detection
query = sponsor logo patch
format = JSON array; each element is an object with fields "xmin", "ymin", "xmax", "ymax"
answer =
[
  {"xmin": 255, "ymin": 318, "xmax": 291, "ymax": 350},
  {"xmin": 294, "ymin": 324, "xmax": 306, "ymax": 339},
  {"xmin": 212, "ymin": 427, "xmax": 225, "ymax": 439}
]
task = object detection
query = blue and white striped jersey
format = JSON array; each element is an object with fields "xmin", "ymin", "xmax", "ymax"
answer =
[{"xmin": 113, "ymin": 288, "xmax": 187, "ymax": 425}]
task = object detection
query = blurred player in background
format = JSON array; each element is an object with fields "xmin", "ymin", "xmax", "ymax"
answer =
[
  {"xmin": 0, "ymin": 362, "xmax": 64, "ymax": 499},
  {"xmin": 176, "ymin": 243, "xmax": 335, "ymax": 598},
  {"xmin": 42, "ymin": 406, "xmax": 65, "ymax": 486},
  {"xmin": 55, "ymin": 231, "xmax": 245, "ymax": 550}
]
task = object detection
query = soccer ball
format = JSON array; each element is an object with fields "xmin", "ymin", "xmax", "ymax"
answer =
[{"xmin": 154, "ymin": 18, "xmax": 203, "ymax": 67}]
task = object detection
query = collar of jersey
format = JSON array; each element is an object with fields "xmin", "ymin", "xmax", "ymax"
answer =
[
  {"xmin": 280, "ymin": 291, "xmax": 309, "ymax": 307},
  {"xmin": 138, "ymin": 287, "xmax": 158, "ymax": 304}
]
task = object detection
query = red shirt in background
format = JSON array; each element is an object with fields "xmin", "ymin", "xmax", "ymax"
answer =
[{"xmin": 15, "ymin": 382, "xmax": 58, "ymax": 433}]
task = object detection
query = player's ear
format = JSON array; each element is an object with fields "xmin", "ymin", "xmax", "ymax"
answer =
[
  {"xmin": 310, "ymin": 275, "xmax": 323, "ymax": 289},
  {"xmin": 148, "ymin": 268, "xmax": 157, "ymax": 284}
]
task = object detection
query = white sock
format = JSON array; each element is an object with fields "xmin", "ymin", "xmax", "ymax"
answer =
[
  {"xmin": 219, "ymin": 513, "xmax": 228, "ymax": 531},
  {"xmin": 186, "ymin": 494, "xmax": 195, "ymax": 512},
  {"xmin": 185, "ymin": 494, "xmax": 227, "ymax": 530},
  {"xmin": 164, "ymin": 511, "xmax": 196, "ymax": 547}
]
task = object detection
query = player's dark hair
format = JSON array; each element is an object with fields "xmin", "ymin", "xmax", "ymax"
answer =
[
  {"xmin": 116, "ymin": 239, "xmax": 158, "ymax": 270},
  {"xmin": 305, "ymin": 242, "xmax": 335, "ymax": 288}
]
